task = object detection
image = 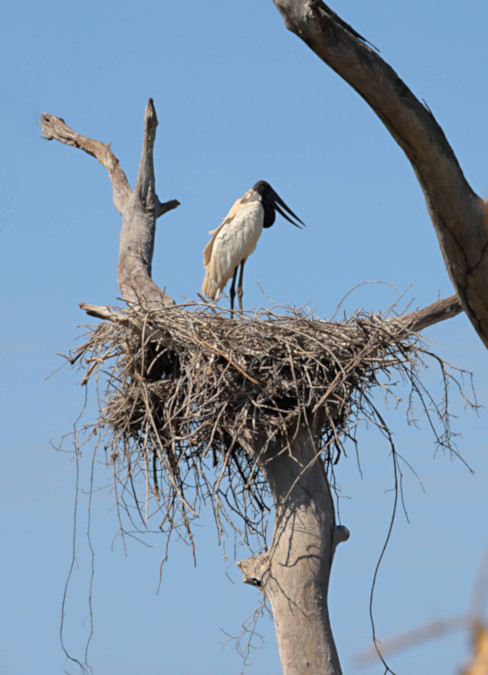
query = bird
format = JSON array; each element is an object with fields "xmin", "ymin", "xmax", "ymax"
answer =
[{"xmin": 201, "ymin": 180, "xmax": 305, "ymax": 314}]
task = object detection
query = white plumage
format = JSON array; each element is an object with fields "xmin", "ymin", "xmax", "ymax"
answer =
[
  {"xmin": 202, "ymin": 190, "xmax": 263, "ymax": 300},
  {"xmin": 201, "ymin": 180, "xmax": 304, "ymax": 313}
]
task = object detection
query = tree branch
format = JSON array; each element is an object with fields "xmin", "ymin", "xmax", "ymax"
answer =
[
  {"xmin": 272, "ymin": 0, "xmax": 488, "ymax": 348},
  {"xmin": 392, "ymin": 294, "xmax": 463, "ymax": 333},
  {"xmin": 41, "ymin": 100, "xmax": 179, "ymax": 307},
  {"xmin": 156, "ymin": 199, "xmax": 181, "ymax": 219},
  {"xmin": 79, "ymin": 303, "xmax": 124, "ymax": 321},
  {"xmin": 40, "ymin": 113, "xmax": 131, "ymax": 215},
  {"xmin": 134, "ymin": 100, "xmax": 158, "ymax": 207}
]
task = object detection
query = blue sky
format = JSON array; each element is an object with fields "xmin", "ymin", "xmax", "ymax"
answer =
[{"xmin": 1, "ymin": 1, "xmax": 488, "ymax": 673}]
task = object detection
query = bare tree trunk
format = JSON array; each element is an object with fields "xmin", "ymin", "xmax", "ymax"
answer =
[
  {"xmin": 239, "ymin": 428, "xmax": 348, "ymax": 675},
  {"xmin": 272, "ymin": 0, "xmax": 488, "ymax": 349}
]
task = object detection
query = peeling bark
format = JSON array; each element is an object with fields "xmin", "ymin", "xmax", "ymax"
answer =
[
  {"xmin": 41, "ymin": 100, "xmax": 179, "ymax": 307},
  {"xmin": 272, "ymin": 0, "xmax": 488, "ymax": 348}
]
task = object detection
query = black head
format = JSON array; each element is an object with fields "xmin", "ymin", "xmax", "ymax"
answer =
[{"xmin": 252, "ymin": 180, "xmax": 305, "ymax": 229}]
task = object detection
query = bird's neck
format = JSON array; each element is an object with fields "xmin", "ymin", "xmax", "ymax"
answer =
[{"xmin": 262, "ymin": 201, "xmax": 276, "ymax": 228}]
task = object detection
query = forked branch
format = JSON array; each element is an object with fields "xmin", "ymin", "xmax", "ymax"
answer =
[
  {"xmin": 40, "ymin": 100, "xmax": 179, "ymax": 307},
  {"xmin": 272, "ymin": 0, "xmax": 488, "ymax": 348}
]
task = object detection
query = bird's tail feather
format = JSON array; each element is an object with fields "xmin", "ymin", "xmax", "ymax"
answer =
[{"xmin": 201, "ymin": 272, "xmax": 221, "ymax": 300}]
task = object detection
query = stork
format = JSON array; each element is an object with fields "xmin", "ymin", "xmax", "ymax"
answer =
[{"xmin": 201, "ymin": 180, "xmax": 305, "ymax": 314}]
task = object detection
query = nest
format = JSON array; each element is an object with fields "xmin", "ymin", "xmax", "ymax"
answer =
[{"xmin": 72, "ymin": 302, "xmax": 467, "ymax": 552}]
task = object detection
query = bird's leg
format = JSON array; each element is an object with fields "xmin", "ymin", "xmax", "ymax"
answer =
[
  {"xmin": 237, "ymin": 260, "xmax": 245, "ymax": 312},
  {"xmin": 229, "ymin": 267, "xmax": 238, "ymax": 318}
]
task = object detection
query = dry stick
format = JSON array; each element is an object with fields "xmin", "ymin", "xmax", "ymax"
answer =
[
  {"xmin": 176, "ymin": 327, "xmax": 260, "ymax": 386},
  {"xmin": 144, "ymin": 401, "xmax": 199, "ymax": 517},
  {"xmin": 80, "ymin": 303, "xmax": 125, "ymax": 322},
  {"xmin": 312, "ymin": 323, "xmax": 386, "ymax": 413}
]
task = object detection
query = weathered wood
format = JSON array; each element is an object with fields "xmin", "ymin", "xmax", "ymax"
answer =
[
  {"xmin": 40, "ymin": 113, "xmax": 132, "ymax": 215},
  {"xmin": 272, "ymin": 0, "xmax": 488, "ymax": 348},
  {"xmin": 40, "ymin": 100, "xmax": 179, "ymax": 307},
  {"xmin": 238, "ymin": 428, "xmax": 347, "ymax": 675},
  {"xmin": 392, "ymin": 294, "xmax": 463, "ymax": 332},
  {"xmin": 79, "ymin": 303, "xmax": 124, "ymax": 321}
]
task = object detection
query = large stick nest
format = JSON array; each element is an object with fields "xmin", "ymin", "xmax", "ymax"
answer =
[{"xmin": 72, "ymin": 302, "xmax": 468, "ymax": 550}]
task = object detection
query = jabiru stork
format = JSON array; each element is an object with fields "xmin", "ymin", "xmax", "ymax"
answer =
[{"xmin": 201, "ymin": 180, "xmax": 305, "ymax": 313}]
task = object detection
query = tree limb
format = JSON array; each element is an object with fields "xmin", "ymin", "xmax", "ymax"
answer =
[
  {"xmin": 391, "ymin": 294, "xmax": 463, "ymax": 333},
  {"xmin": 272, "ymin": 0, "xmax": 488, "ymax": 348},
  {"xmin": 79, "ymin": 303, "xmax": 124, "ymax": 321},
  {"xmin": 41, "ymin": 100, "xmax": 179, "ymax": 307},
  {"xmin": 40, "ymin": 113, "xmax": 132, "ymax": 215}
]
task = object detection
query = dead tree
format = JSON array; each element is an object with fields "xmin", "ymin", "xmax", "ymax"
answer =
[
  {"xmin": 272, "ymin": 0, "xmax": 488, "ymax": 349},
  {"xmin": 40, "ymin": 99, "xmax": 472, "ymax": 675}
]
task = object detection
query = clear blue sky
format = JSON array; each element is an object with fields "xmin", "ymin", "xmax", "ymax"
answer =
[{"xmin": 1, "ymin": 1, "xmax": 487, "ymax": 673}]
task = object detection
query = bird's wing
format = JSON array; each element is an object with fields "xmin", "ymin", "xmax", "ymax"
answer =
[
  {"xmin": 203, "ymin": 220, "xmax": 229, "ymax": 268},
  {"xmin": 202, "ymin": 201, "xmax": 264, "ymax": 300},
  {"xmin": 202, "ymin": 194, "xmax": 250, "ymax": 268}
]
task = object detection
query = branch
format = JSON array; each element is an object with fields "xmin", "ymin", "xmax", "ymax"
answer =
[
  {"xmin": 79, "ymin": 303, "xmax": 124, "ymax": 321},
  {"xmin": 40, "ymin": 113, "xmax": 131, "ymax": 215},
  {"xmin": 41, "ymin": 100, "xmax": 179, "ymax": 308},
  {"xmin": 272, "ymin": 0, "xmax": 488, "ymax": 348},
  {"xmin": 134, "ymin": 99, "xmax": 158, "ymax": 207},
  {"xmin": 392, "ymin": 294, "xmax": 463, "ymax": 333},
  {"xmin": 156, "ymin": 199, "xmax": 181, "ymax": 219}
]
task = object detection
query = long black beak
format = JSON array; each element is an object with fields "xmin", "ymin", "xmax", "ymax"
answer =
[{"xmin": 272, "ymin": 190, "xmax": 305, "ymax": 229}]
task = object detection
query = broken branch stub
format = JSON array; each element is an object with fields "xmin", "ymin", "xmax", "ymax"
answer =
[
  {"xmin": 40, "ymin": 99, "xmax": 179, "ymax": 308},
  {"xmin": 272, "ymin": 0, "xmax": 488, "ymax": 348}
]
